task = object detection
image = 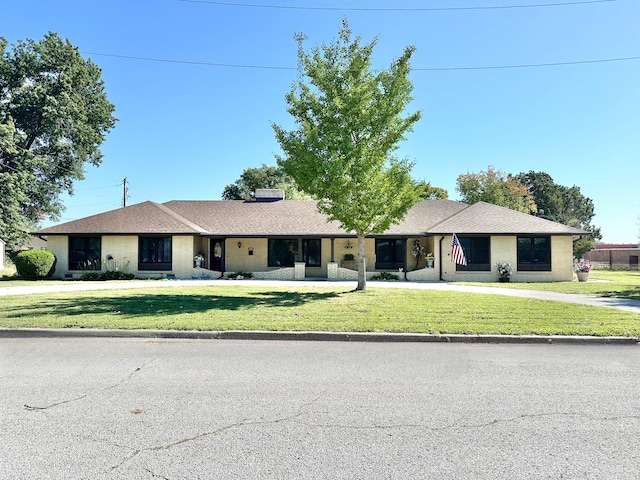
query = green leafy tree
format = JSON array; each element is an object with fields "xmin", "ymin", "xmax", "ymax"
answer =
[
  {"xmin": 456, "ymin": 165, "xmax": 536, "ymax": 214},
  {"xmin": 273, "ymin": 20, "xmax": 422, "ymax": 290},
  {"xmin": 516, "ymin": 171, "xmax": 600, "ymax": 257},
  {"xmin": 221, "ymin": 164, "xmax": 310, "ymax": 200},
  {"xmin": 417, "ymin": 181, "xmax": 448, "ymax": 200},
  {"xmin": 0, "ymin": 33, "xmax": 116, "ymax": 249}
]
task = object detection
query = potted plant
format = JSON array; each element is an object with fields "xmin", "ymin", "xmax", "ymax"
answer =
[
  {"xmin": 496, "ymin": 261, "xmax": 512, "ymax": 282},
  {"xmin": 426, "ymin": 253, "xmax": 434, "ymax": 268},
  {"xmin": 574, "ymin": 259, "xmax": 591, "ymax": 282},
  {"xmin": 194, "ymin": 253, "xmax": 205, "ymax": 268}
]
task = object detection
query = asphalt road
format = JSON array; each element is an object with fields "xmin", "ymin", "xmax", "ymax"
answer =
[{"xmin": 1, "ymin": 338, "xmax": 639, "ymax": 479}]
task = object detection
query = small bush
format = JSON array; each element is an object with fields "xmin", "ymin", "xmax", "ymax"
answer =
[
  {"xmin": 101, "ymin": 270, "xmax": 135, "ymax": 281},
  {"xmin": 14, "ymin": 250, "xmax": 57, "ymax": 279},
  {"xmin": 81, "ymin": 271, "xmax": 101, "ymax": 281},
  {"xmin": 227, "ymin": 271, "xmax": 254, "ymax": 279},
  {"xmin": 81, "ymin": 270, "xmax": 135, "ymax": 281},
  {"xmin": 372, "ymin": 271, "xmax": 399, "ymax": 281}
]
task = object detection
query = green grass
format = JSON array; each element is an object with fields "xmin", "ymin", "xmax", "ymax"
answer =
[
  {"xmin": 463, "ymin": 270, "xmax": 640, "ymax": 301},
  {"xmin": 1, "ymin": 284, "xmax": 639, "ymax": 337}
]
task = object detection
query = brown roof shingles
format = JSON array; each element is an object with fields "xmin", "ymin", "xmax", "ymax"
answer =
[{"xmin": 34, "ymin": 199, "xmax": 589, "ymax": 237}]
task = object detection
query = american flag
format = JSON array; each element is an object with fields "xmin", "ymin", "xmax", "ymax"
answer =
[{"xmin": 451, "ymin": 233, "xmax": 467, "ymax": 266}]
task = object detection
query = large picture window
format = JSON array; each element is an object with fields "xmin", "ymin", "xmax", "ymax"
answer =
[
  {"xmin": 518, "ymin": 236, "xmax": 551, "ymax": 271},
  {"xmin": 375, "ymin": 239, "xmax": 405, "ymax": 269},
  {"xmin": 268, "ymin": 239, "xmax": 321, "ymax": 267},
  {"xmin": 457, "ymin": 236, "xmax": 490, "ymax": 271},
  {"xmin": 69, "ymin": 236, "xmax": 101, "ymax": 270},
  {"xmin": 139, "ymin": 236, "xmax": 172, "ymax": 271}
]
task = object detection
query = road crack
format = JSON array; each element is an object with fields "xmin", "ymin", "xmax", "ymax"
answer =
[{"xmin": 23, "ymin": 361, "xmax": 151, "ymax": 411}]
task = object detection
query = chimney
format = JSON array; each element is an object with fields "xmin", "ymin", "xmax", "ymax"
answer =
[{"xmin": 255, "ymin": 189, "xmax": 285, "ymax": 202}]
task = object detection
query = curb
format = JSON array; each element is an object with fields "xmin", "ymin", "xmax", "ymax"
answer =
[{"xmin": 1, "ymin": 328, "xmax": 638, "ymax": 345}]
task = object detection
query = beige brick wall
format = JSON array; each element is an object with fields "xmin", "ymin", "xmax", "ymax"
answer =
[
  {"xmin": 439, "ymin": 235, "xmax": 574, "ymax": 282},
  {"xmin": 47, "ymin": 236, "xmax": 68, "ymax": 279}
]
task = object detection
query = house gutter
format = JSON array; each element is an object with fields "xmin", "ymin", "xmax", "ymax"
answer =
[{"xmin": 439, "ymin": 236, "xmax": 445, "ymax": 281}]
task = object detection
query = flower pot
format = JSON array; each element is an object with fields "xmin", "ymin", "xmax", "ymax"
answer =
[
  {"xmin": 195, "ymin": 260, "xmax": 202, "ymax": 268},
  {"xmin": 427, "ymin": 260, "xmax": 434, "ymax": 269},
  {"xmin": 499, "ymin": 277, "xmax": 510, "ymax": 283},
  {"xmin": 577, "ymin": 272, "xmax": 589, "ymax": 282}
]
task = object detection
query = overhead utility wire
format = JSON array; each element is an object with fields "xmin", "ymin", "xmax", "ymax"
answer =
[
  {"xmin": 84, "ymin": 51, "xmax": 640, "ymax": 71},
  {"xmin": 179, "ymin": 0, "xmax": 616, "ymax": 11}
]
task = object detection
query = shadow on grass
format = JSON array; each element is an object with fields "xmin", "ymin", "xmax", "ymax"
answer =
[
  {"xmin": 598, "ymin": 287, "xmax": 640, "ymax": 301},
  {"xmin": 9, "ymin": 289, "xmax": 344, "ymax": 318}
]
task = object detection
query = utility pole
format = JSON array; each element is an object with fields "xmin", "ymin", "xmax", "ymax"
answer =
[
  {"xmin": 293, "ymin": 32, "xmax": 307, "ymax": 81},
  {"xmin": 122, "ymin": 177, "xmax": 129, "ymax": 207}
]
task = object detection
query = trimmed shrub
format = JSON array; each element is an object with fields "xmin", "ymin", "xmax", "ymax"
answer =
[
  {"xmin": 15, "ymin": 250, "xmax": 57, "ymax": 279},
  {"xmin": 372, "ymin": 271, "xmax": 399, "ymax": 281}
]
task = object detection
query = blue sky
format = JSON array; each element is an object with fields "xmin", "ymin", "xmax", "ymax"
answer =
[{"xmin": 3, "ymin": 0, "xmax": 638, "ymax": 242}]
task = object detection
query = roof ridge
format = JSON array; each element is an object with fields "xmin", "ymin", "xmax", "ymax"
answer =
[
  {"xmin": 427, "ymin": 201, "xmax": 473, "ymax": 232},
  {"xmin": 154, "ymin": 202, "xmax": 207, "ymax": 233}
]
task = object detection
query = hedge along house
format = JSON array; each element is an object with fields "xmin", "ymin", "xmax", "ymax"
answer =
[{"xmin": 34, "ymin": 189, "xmax": 588, "ymax": 282}]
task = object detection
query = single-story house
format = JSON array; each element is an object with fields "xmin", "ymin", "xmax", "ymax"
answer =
[{"xmin": 33, "ymin": 189, "xmax": 588, "ymax": 282}]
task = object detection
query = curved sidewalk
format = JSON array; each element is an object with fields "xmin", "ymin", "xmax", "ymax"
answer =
[{"xmin": 2, "ymin": 279, "xmax": 640, "ymax": 314}]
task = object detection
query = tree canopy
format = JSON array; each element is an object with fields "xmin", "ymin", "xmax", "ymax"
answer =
[
  {"xmin": 456, "ymin": 166, "xmax": 536, "ymax": 214},
  {"xmin": 221, "ymin": 164, "xmax": 311, "ymax": 200},
  {"xmin": 516, "ymin": 170, "xmax": 600, "ymax": 257},
  {"xmin": 273, "ymin": 20, "xmax": 422, "ymax": 290},
  {"xmin": 0, "ymin": 33, "xmax": 116, "ymax": 249},
  {"xmin": 418, "ymin": 181, "xmax": 448, "ymax": 200}
]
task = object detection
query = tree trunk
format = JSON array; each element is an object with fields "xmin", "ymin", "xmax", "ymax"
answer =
[{"xmin": 356, "ymin": 234, "xmax": 366, "ymax": 291}]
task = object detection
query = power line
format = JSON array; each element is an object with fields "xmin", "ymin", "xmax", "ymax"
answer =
[
  {"xmin": 84, "ymin": 51, "xmax": 640, "ymax": 71},
  {"xmin": 179, "ymin": 0, "xmax": 616, "ymax": 11},
  {"xmin": 414, "ymin": 55, "xmax": 640, "ymax": 70},
  {"xmin": 83, "ymin": 52, "xmax": 294, "ymax": 70}
]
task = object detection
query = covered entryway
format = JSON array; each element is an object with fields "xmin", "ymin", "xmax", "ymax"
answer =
[{"xmin": 210, "ymin": 238, "xmax": 225, "ymax": 272}]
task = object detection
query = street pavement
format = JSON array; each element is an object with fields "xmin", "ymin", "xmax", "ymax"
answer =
[{"xmin": 1, "ymin": 338, "xmax": 639, "ymax": 479}]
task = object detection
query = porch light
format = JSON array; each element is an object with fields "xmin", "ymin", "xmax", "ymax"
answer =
[{"xmin": 238, "ymin": 241, "xmax": 242, "ymax": 248}]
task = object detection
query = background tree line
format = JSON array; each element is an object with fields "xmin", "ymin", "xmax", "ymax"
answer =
[{"xmin": 224, "ymin": 163, "xmax": 599, "ymax": 258}]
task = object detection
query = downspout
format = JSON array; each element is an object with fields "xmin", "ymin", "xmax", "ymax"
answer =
[
  {"xmin": 403, "ymin": 237, "xmax": 408, "ymax": 281},
  {"xmin": 439, "ymin": 236, "xmax": 445, "ymax": 281}
]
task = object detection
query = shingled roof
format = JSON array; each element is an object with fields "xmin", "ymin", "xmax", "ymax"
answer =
[{"xmin": 34, "ymin": 199, "xmax": 589, "ymax": 237}]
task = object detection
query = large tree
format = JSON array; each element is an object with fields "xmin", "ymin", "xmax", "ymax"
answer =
[
  {"xmin": 516, "ymin": 171, "xmax": 601, "ymax": 257},
  {"xmin": 417, "ymin": 181, "xmax": 448, "ymax": 200},
  {"xmin": 0, "ymin": 33, "xmax": 116, "ymax": 249},
  {"xmin": 273, "ymin": 20, "xmax": 422, "ymax": 290},
  {"xmin": 222, "ymin": 164, "xmax": 310, "ymax": 200},
  {"xmin": 456, "ymin": 165, "xmax": 536, "ymax": 214}
]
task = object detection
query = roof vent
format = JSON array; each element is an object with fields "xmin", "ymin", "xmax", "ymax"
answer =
[{"xmin": 255, "ymin": 189, "xmax": 285, "ymax": 202}]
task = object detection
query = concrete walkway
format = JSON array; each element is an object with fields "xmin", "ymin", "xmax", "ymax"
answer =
[{"xmin": 2, "ymin": 278, "xmax": 640, "ymax": 313}]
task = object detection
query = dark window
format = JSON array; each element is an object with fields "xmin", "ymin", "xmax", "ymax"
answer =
[
  {"xmin": 268, "ymin": 239, "xmax": 298, "ymax": 267},
  {"xmin": 517, "ymin": 236, "xmax": 551, "ymax": 271},
  {"xmin": 303, "ymin": 239, "xmax": 321, "ymax": 267},
  {"xmin": 375, "ymin": 239, "xmax": 405, "ymax": 269},
  {"xmin": 457, "ymin": 237, "xmax": 490, "ymax": 271},
  {"xmin": 268, "ymin": 239, "xmax": 321, "ymax": 267},
  {"xmin": 69, "ymin": 237, "xmax": 101, "ymax": 270},
  {"xmin": 139, "ymin": 236, "xmax": 172, "ymax": 271}
]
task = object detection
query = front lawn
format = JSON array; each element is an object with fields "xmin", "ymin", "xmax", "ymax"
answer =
[{"xmin": 1, "ymin": 285, "xmax": 638, "ymax": 337}]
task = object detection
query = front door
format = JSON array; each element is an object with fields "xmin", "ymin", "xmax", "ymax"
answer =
[{"xmin": 210, "ymin": 238, "xmax": 225, "ymax": 272}]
